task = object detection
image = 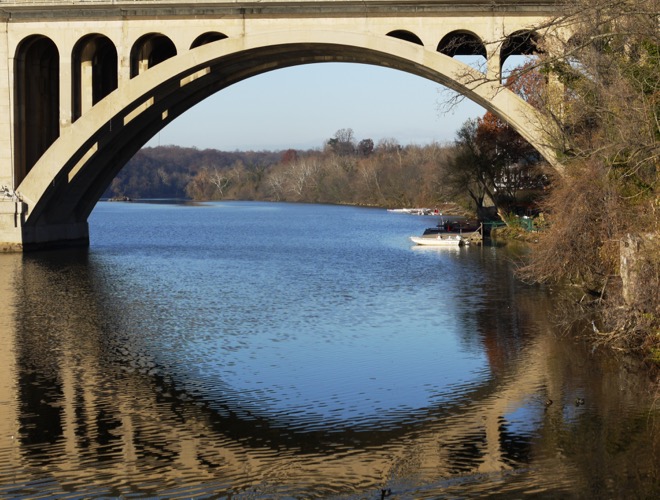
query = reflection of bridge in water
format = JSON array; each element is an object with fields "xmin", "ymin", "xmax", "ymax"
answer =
[{"xmin": 0, "ymin": 252, "xmax": 580, "ymax": 496}]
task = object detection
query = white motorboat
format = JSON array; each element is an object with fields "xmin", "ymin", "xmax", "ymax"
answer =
[{"xmin": 410, "ymin": 234, "xmax": 468, "ymax": 246}]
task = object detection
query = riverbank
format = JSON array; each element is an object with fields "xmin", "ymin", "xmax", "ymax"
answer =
[
  {"xmin": 489, "ymin": 225, "xmax": 540, "ymax": 243},
  {"xmin": 489, "ymin": 225, "xmax": 660, "ymax": 378}
]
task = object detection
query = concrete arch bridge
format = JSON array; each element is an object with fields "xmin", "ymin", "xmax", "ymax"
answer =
[{"xmin": 0, "ymin": 0, "xmax": 563, "ymax": 251}]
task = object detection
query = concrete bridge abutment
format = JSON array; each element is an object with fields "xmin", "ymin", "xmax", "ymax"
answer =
[{"xmin": 0, "ymin": 201, "xmax": 88, "ymax": 252}]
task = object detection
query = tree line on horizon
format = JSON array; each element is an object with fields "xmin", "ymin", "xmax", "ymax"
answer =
[{"xmin": 106, "ymin": 117, "xmax": 546, "ymax": 217}]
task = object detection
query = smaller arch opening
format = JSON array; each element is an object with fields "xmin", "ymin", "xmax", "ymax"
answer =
[
  {"xmin": 191, "ymin": 32, "xmax": 228, "ymax": 49},
  {"xmin": 437, "ymin": 31, "xmax": 486, "ymax": 58},
  {"xmin": 501, "ymin": 31, "xmax": 540, "ymax": 67},
  {"xmin": 130, "ymin": 33, "xmax": 177, "ymax": 78},
  {"xmin": 386, "ymin": 30, "xmax": 423, "ymax": 46},
  {"xmin": 72, "ymin": 34, "xmax": 118, "ymax": 121},
  {"xmin": 14, "ymin": 35, "xmax": 60, "ymax": 185}
]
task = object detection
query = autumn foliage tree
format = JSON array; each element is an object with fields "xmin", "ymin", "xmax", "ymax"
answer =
[
  {"xmin": 442, "ymin": 119, "xmax": 492, "ymax": 216},
  {"xmin": 443, "ymin": 61, "xmax": 546, "ymax": 218},
  {"xmin": 476, "ymin": 112, "xmax": 544, "ymax": 205}
]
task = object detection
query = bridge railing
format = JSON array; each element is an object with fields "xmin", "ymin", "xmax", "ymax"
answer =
[{"xmin": 0, "ymin": 0, "xmax": 551, "ymax": 5}]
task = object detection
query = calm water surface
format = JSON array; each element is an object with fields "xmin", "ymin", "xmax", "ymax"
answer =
[{"xmin": 0, "ymin": 201, "xmax": 657, "ymax": 498}]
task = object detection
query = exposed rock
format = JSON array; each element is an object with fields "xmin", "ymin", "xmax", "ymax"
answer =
[{"xmin": 620, "ymin": 233, "xmax": 659, "ymax": 312}]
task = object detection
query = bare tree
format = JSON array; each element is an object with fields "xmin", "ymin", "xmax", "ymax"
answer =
[
  {"xmin": 358, "ymin": 138, "xmax": 374, "ymax": 157},
  {"xmin": 357, "ymin": 160, "xmax": 385, "ymax": 204},
  {"xmin": 327, "ymin": 128, "xmax": 356, "ymax": 156},
  {"xmin": 266, "ymin": 169, "xmax": 288, "ymax": 201},
  {"xmin": 286, "ymin": 158, "xmax": 320, "ymax": 199},
  {"xmin": 208, "ymin": 168, "xmax": 231, "ymax": 197}
]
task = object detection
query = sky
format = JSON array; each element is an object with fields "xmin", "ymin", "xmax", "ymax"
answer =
[{"xmin": 146, "ymin": 61, "xmax": 489, "ymax": 152}]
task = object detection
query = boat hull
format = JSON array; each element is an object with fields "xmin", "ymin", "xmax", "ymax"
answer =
[{"xmin": 410, "ymin": 235, "xmax": 467, "ymax": 246}]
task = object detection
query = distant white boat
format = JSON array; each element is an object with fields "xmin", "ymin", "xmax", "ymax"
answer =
[
  {"xmin": 388, "ymin": 207, "xmax": 439, "ymax": 215},
  {"xmin": 410, "ymin": 234, "xmax": 468, "ymax": 246}
]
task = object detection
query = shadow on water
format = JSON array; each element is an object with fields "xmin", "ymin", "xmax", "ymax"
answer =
[{"xmin": 0, "ymin": 218, "xmax": 658, "ymax": 498}]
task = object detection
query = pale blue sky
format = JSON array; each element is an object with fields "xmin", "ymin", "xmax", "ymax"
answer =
[{"xmin": 147, "ymin": 61, "xmax": 490, "ymax": 151}]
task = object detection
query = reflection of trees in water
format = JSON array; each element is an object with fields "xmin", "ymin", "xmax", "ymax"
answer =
[
  {"xmin": 539, "ymin": 334, "xmax": 660, "ymax": 499},
  {"xmin": 3, "ymin": 249, "xmax": 658, "ymax": 497},
  {"xmin": 450, "ymin": 244, "xmax": 547, "ymax": 377}
]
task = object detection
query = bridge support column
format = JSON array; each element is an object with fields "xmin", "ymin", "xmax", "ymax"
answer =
[
  {"xmin": 0, "ymin": 200, "xmax": 89, "ymax": 252},
  {"xmin": 60, "ymin": 54, "xmax": 73, "ymax": 129},
  {"xmin": 486, "ymin": 47, "xmax": 501, "ymax": 83},
  {"xmin": 0, "ymin": 201, "xmax": 26, "ymax": 252},
  {"xmin": 0, "ymin": 15, "xmax": 14, "ymax": 190},
  {"xmin": 21, "ymin": 222, "xmax": 90, "ymax": 251}
]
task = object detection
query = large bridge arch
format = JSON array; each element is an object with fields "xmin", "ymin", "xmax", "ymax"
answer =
[{"xmin": 15, "ymin": 30, "xmax": 558, "ymax": 249}]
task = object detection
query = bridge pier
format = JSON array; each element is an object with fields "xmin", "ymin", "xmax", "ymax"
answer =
[
  {"xmin": 22, "ymin": 222, "xmax": 90, "ymax": 252},
  {"xmin": 0, "ymin": 200, "xmax": 88, "ymax": 252},
  {"xmin": 0, "ymin": 200, "xmax": 26, "ymax": 252}
]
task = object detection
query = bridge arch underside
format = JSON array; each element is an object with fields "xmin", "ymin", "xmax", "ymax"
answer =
[{"xmin": 18, "ymin": 33, "xmax": 553, "ymax": 249}]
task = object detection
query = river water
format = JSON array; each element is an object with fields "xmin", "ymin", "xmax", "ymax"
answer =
[{"xmin": 0, "ymin": 201, "xmax": 657, "ymax": 499}]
